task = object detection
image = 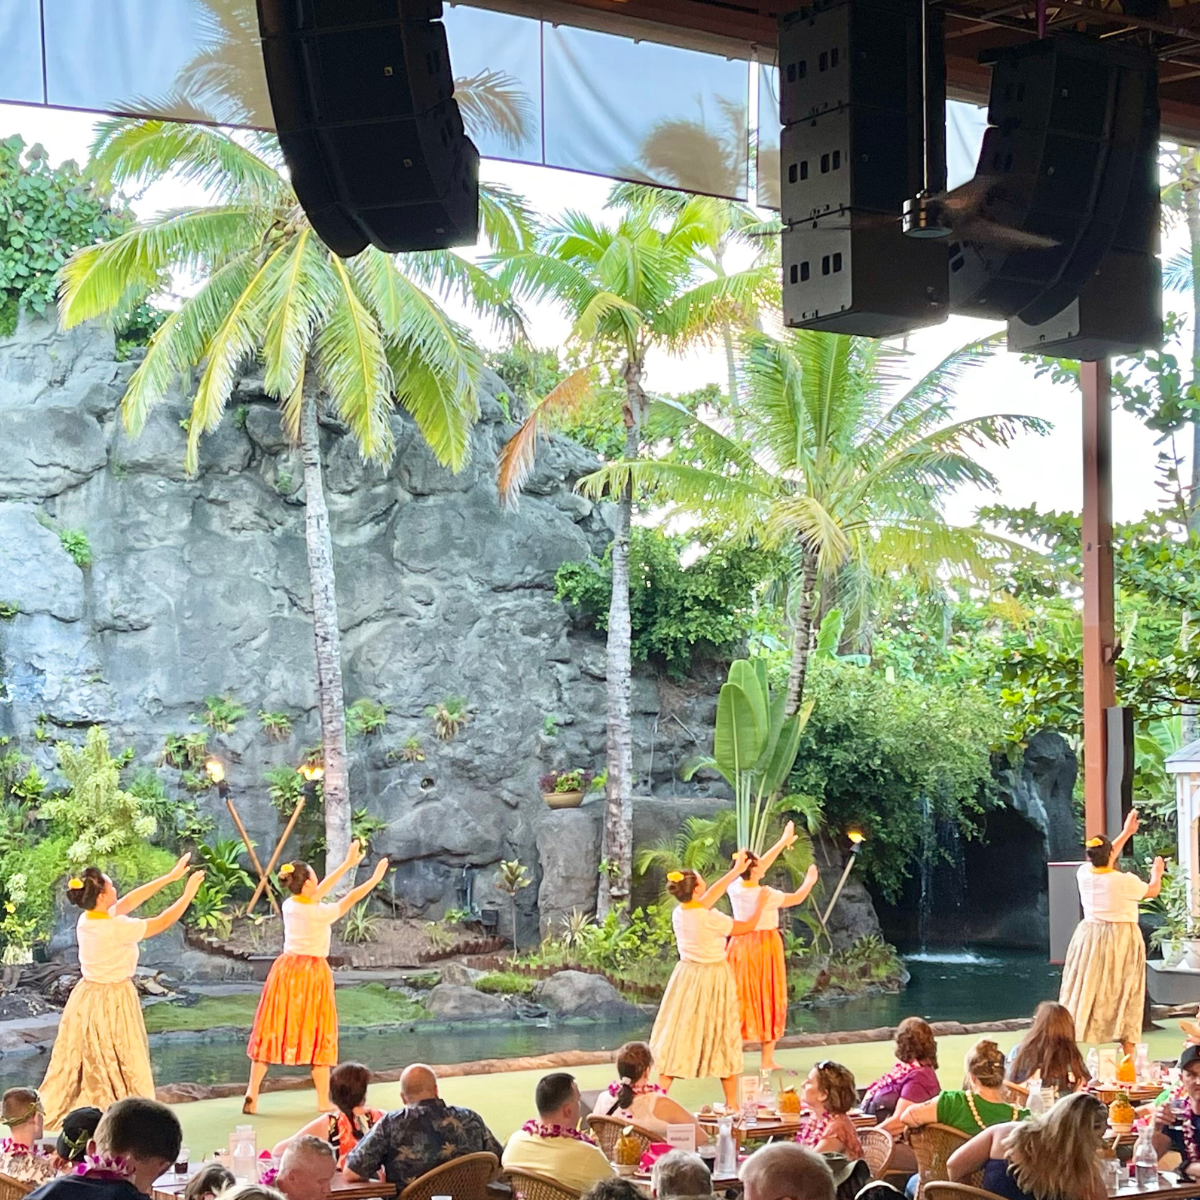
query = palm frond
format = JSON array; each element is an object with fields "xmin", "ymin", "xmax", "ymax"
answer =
[{"xmin": 454, "ymin": 69, "xmax": 536, "ymax": 151}]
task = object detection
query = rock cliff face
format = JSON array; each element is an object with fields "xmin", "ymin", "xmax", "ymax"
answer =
[{"xmin": 1, "ymin": 317, "xmax": 838, "ymax": 951}]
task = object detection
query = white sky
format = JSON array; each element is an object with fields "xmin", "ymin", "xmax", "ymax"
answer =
[{"xmin": 2, "ymin": 99, "xmax": 1188, "ymax": 528}]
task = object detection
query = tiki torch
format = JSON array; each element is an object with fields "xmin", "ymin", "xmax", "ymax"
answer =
[{"xmin": 820, "ymin": 829, "xmax": 865, "ymax": 927}]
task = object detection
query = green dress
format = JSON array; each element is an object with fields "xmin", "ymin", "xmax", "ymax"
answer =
[{"xmin": 935, "ymin": 1091, "xmax": 1028, "ymax": 1136}]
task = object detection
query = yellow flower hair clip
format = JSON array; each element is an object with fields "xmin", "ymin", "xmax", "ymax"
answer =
[
  {"xmin": 1085, "ymin": 837, "xmax": 1105, "ymax": 848},
  {"xmin": 279, "ymin": 863, "xmax": 295, "ymax": 877},
  {"xmin": 666, "ymin": 871, "xmax": 684, "ymax": 882},
  {"xmin": 68, "ymin": 878, "xmax": 83, "ymax": 889}
]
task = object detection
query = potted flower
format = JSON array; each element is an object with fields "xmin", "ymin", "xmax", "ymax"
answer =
[
  {"xmin": 1148, "ymin": 862, "xmax": 1193, "ymax": 967},
  {"xmin": 540, "ymin": 769, "xmax": 593, "ymax": 810}
]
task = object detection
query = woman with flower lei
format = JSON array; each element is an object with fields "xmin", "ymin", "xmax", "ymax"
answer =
[
  {"xmin": 1153, "ymin": 1045, "xmax": 1200, "ymax": 1174},
  {"xmin": 860, "ymin": 1017, "xmax": 940, "ymax": 1120},
  {"xmin": 590, "ymin": 1042, "xmax": 708, "ymax": 1142},
  {"xmin": 243, "ymin": 843, "xmax": 390, "ymax": 1115},
  {"xmin": 793, "ymin": 1062, "xmax": 863, "ymax": 1158},
  {"xmin": 0, "ymin": 1088, "xmax": 56, "ymax": 1185},
  {"xmin": 39, "ymin": 859, "xmax": 204, "ymax": 1130}
]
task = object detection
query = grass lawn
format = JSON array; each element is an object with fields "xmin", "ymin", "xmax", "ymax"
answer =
[{"xmin": 144, "ymin": 984, "xmax": 426, "ymax": 1034}]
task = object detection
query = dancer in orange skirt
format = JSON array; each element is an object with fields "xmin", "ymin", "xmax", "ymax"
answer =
[
  {"xmin": 727, "ymin": 821, "xmax": 820, "ymax": 1069},
  {"xmin": 244, "ymin": 841, "xmax": 389, "ymax": 1114}
]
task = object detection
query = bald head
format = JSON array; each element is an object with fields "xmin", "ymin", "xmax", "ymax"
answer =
[
  {"xmin": 741, "ymin": 1145, "xmax": 834, "ymax": 1200},
  {"xmin": 400, "ymin": 1064, "xmax": 439, "ymax": 1104}
]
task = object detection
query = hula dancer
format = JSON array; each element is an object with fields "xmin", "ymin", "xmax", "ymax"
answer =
[
  {"xmin": 1058, "ymin": 809, "xmax": 1164, "ymax": 1055},
  {"xmin": 243, "ymin": 841, "xmax": 389, "ymax": 1114},
  {"xmin": 40, "ymin": 857, "xmax": 204, "ymax": 1128},
  {"xmin": 726, "ymin": 821, "xmax": 820, "ymax": 1070},
  {"xmin": 650, "ymin": 851, "xmax": 768, "ymax": 1108}
]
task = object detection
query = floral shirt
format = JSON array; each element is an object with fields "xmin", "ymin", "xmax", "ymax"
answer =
[
  {"xmin": 345, "ymin": 1099, "xmax": 503, "ymax": 1188},
  {"xmin": 0, "ymin": 1138, "xmax": 57, "ymax": 1185}
]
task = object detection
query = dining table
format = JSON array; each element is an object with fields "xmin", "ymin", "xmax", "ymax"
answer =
[
  {"xmin": 152, "ymin": 1168, "xmax": 396, "ymax": 1200},
  {"xmin": 1110, "ymin": 1174, "xmax": 1200, "ymax": 1200}
]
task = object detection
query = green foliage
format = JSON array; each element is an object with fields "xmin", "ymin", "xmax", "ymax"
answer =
[
  {"xmin": 346, "ymin": 698, "xmax": 387, "ymax": 738},
  {"xmin": 426, "ymin": 697, "xmax": 470, "ymax": 740},
  {"xmin": 342, "ymin": 901, "xmax": 379, "ymax": 945},
  {"xmin": 161, "ymin": 732, "xmax": 209, "ymax": 769},
  {"xmin": 114, "ymin": 300, "xmax": 167, "ymax": 361},
  {"xmin": 475, "ymin": 970, "xmax": 535, "ymax": 995},
  {"xmin": 193, "ymin": 695, "xmax": 246, "ymax": 734},
  {"xmin": 264, "ymin": 765, "xmax": 306, "ymax": 814},
  {"xmin": 187, "ymin": 879, "xmax": 233, "ymax": 937},
  {"xmin": 257, "ymin": 710, "xmax": 293, "ymax": 741},
  {"xmin": 827, "ymin": 935, "xmax": 904, "ymax": 989},
  {"xmin": 556, "ymin": 529, "xmax": 773, "ymax": 677},
  {"xmin": 351, "ymin": 807, "xmax": 386, "ymax": 850},
  {"xmin": 195, "ymin": 839, "xmax": 254, "ymax": 895},
  {"xmin": 0, "ymin": 136, "xmax": 131, "ymax": 336},
  {"xmin": 542, "ymin": 714, "xmax": 561, "ymax": 738},
  {"xmin": 0, "ymin": 602, "xmax": 18, "ymax": 620},
  {"xmin": 496, "ymin": 859, "xmax": 532, "ymax": 897},
  {"xmin": 398, "ymin": 737, "xmax": 426, "ymax": 763},
  {"xmin": 58, "ymin": 529, "xmax": 92, "ymax": 569}
]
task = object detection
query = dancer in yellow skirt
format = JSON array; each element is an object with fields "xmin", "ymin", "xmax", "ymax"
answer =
[
  {"xmin": 40, "ymin": 856, "xmax": 205, "ymax": 1128},
  {"xmin": 1059, "ymin": 809, "xmax": 1164, "ymax": 1055},
  {"xmin": 650, "ymin": 851, "xmax": 768, "ymax": 1109},
  {"xmin": 243, "ymin": 841, "xmax": 389, "ymax": 1114},
  {"xmin": 727, "ymin": 821, "xmax": 820, "ymax": 1070}
]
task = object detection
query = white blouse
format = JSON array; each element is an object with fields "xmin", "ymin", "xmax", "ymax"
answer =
[
  {"xmin": 283, "ymin": 896, "xmax": 340, "ymax": 956},
  {"xmin": 77, "ymin": 912, "xmax": 147, "ymax": 984},
  {"xmin": 728, "ymin": 878, "xmax": 786, "ymax": 931},
  {"xmin": 672, "ymin": 904, "xmax": 734, "ymax": 964},
  {"xmin": 1076, "ymin": 865, "xmax": 1148, "ymax": 924}
]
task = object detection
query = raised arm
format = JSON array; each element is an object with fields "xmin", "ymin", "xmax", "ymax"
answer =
[
  {"xmin": 781, "ymin": 864, "xmax": 820, "ymax": 908},
  {"xmin": 142, "ymin": 870, "xmax": 205, "ymax": 938},
  {"xmin": 333, "ymin": 857, "xmax": 390, "ymax": 919},
  {"xmin": 315, "ymin": 840, "xmax": 365, "ymax": 900},
  {"xmin": 754, "ymin": 822, "xmax": 797, "ymax": 876},
  {"xmin": 113, "ymin": 853, "xmax": 192, "ymax": 916},
  {"xmin": 1144, "ymin": 855, "xmax": 1166, "ymax": 899},
  {"xmin": 698, "ymin": 850, "xmax": 750, "ymax": 909},
  {"xmin": 1110, "ymin": 809, "xmax": 1139, "ymax": 860}
]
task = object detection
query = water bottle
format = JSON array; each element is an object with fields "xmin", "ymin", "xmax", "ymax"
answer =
[
  {"xmin": 1025, "ymin": 1074, "xmax": 1044, "ymax": 1116},
  {"xmin": 231, "ymin": 1126, "xmax": 257, "ymax": 1184},
  {"xmin": 1136, "ymin": 1043, "xmax": 1151, "ymax": 1084},
  {"xmin": 1133, "ymin": 1121, "xmax": 1158, "ymax": 1188},
  {"xmin": 759, "ymin": 1069, "xmax": 775, "ymax": 1112},
  {"xmin": 714, "ymin": 1117, "xmax": 737, "ymax": 1179}
]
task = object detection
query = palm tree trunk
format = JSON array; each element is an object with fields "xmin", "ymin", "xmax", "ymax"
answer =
[
  {"xmin": 597, "ymin": 360, "xmax": 646, "ymax": 919},
  {"xmin": 784, "ymin": 548, "xmax": 820, "ymax": 717},
  {"xmin": 1187, "ymin": 176, "xmax": 1200, "ymax": 533},
  {"xmin": 300, "ymin": 391, "xmax": 351, "ymax": 883}
]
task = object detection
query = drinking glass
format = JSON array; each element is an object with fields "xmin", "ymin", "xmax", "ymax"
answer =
[{"xmin": 175, "ymin": 1148, "xmax": 190, "ymax": 1180}]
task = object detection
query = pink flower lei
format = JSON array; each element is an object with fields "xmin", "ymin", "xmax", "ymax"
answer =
[
  {"xmin": 862, "ymin": 1061, "xmax": 922, "ymax": 1105},
  {"xmin": 0, "ymin": 1138, "xmax": 45, "ymax": 1159},
  {"xmin": 794, "ymin": 1112, "xmax": 834, "ymax": 1149},
  {"xmin": 522, "ymin": 1121, "xmax": 598, "ymax": 1145},
  {"xmin": 73, "ymin": 1154, "xmax": 136, "ymax": 1181},
  {"xmin": 1179, "ymin": 1105, "xmax": 1200, "ymax": 1166}
]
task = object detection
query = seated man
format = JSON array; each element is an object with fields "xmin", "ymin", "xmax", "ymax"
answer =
[
  {"xmin": 0, "ymin": 1087, "xmax": 56, "ymax": 1185},
  {"xmin": 740, "ymin": 1144, "xmax": 835, "ymax": 1200},
  {"xmin": 27, "ymin": 1098, "xmax": 182, "ymax": 1200},
  {"xmin": 276, "ymin": 1137, "xmax": 337, "ymax": 1200},
  {"xmin": 502, "ymin": 1073, "xmax": 615, "ymax": 1194},
  {"xmin": 345, "ymin": 1064, "xmax": 503, "ymax": 1188},
  {"xmin": 651, "ymin": 1151, "xmax": 714, "ymax": 1200}
]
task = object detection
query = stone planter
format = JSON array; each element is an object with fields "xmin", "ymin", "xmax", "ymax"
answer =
[
  {"xmin": 542, "ymin": 790, "xmax": 584, "ymax": 809},
  {"xmin": 1183, "ymin": 938, "xmax": 1200, "ymax": 971}
]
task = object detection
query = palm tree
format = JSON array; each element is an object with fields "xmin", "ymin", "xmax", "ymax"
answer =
[
  {"xmin": 494, "ymin": 196, "xmax": 774, "ymax": 915},
  {"xmin": 582, "ymin": 330, "xmax": 1047, "ymax": 715},
  {"xmin": 57, "ymin": 119, "xmax": 532, "ymax": 875}
]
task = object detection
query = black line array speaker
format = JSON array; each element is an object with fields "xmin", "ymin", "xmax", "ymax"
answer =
[
  {"xmin": 778, "ymin": 0, "xmax": 948, "ymax": 336},
  {"xmin": 947, "ymin": 36, "xmax": 1161, "ymax": 359},
  {"xmin": 257, "ymin": 0, "xmax": 479, "ymax": 257}
]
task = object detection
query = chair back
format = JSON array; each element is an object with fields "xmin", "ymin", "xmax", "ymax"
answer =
[
  {"xmin": 0, "ymin": 1173, "xmax": 35, "ymax": 1200},
  {"xmin": 909, "ymin": 1123, "xmax": 972, "ymax": 1194},
  {"xmin": 397, "ymin": 1153, "xmax": 498, "ymax": 1200},
  {"xmin": 859, "ymin": 1128, "xmax": 896, "ymax": 1179},
  {"xmin": 586, "ymin": 1114, "xmax": 655, "ymax": 1161},
  {"xmin": 506, "ymin": 1167, "xmax": 582, "ymax": 1200},
  {"xmin": 924, "ymin": 1183, "xmax": 1002, "ymax": 1200}
]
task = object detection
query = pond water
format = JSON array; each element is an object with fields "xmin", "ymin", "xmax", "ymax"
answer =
[{"xmin": 0, "ymin": 948, "xmax": 1062, "ymax": 1092}]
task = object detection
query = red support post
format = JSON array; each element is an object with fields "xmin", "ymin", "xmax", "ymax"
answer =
[{"xmin": 1081, "ymin": 359, "xmax": 1115, "ymax": 839}]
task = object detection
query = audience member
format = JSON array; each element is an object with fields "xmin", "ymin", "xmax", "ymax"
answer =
[
  {"xmin": 581, "ymin": 1181, "xmax": 644, "ymax": 1200},
  {"xmin": 275, "ymin": 1138, "xmax": 335, "ymax": 1200},
  {"xmin": 947, "ymin": 1091, "xmax": 1107, "ymax": 1200},
  {"xmin": 0, "ymin": 1087, "xmax": 56, "ymax": 1184},
  {"xmin": 183, "ymin": 1165, "xmax": 235, "ymax": 1200},
  {"xmin": 502, "ymin": 1073, "xmax": 615, "ymax": 1194},
  {"xmin": 592, "ymin": 1044, "xmax": 708, "ymax": 1142},
  {"xmin": 1156, "ymin": 1043, "xmax": 1200, "ymax": 1172},
  {"xmin": 651, "ymin": 1150, "xmax": 713, "ymax": 1200},
  {"xmin": 219, "ymin": 1187, "xmax": 286, "ymax": 1200},
  {"xmin": 345, "ymin": 1064, "xmax": 501, "ymax": 1188},
  {"xmin": 54, "ymin": 1108, "xmax": 103, "ymax": 1170},
  {"xmin": 27, "ymin": 1097, "xmax": 182, "ymax": 1200},
  {"xmin": 1006, "ymin": 1003, "xmax": 1090, "ymax": 1095},
  {"xmin": 794, "ymin": 1062, "xmax": 862, "ymax": 1158},
  {"xmin": 860, "ymin": 1018, "xmax": 940, "ymax": 1120},
  {"xmin": 741, "ymin": 1144, "xmax": 834, "ymax": 1200},
  {"xmin": 272, "ymin": 1062, "xmax": 383, "ymax": 1167}
]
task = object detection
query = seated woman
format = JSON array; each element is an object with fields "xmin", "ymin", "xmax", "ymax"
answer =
[
  {"xmin": 795, "ymin": 1062, "xmax": 863, "ymax": 1159},
  {"xmin": 861, "ymin": 1017, "xmax": 940, "ymax": 1121},
  {"xmin": 883, "ymin": 1039, "xmax": 1027, "ymax": 1139},
  {"xmin": 184, "ymin": 1164, "xmax": 237, "ymax": 1200},
  {"xmin": 0, "ymin": 1088, "xmax": 56, "ymax": 1185},
  {"xmin": 1006, "ymin": 1002, "xmax": 1090, "ymax": 1096},
  {"xmin": 271, "ymin": 1062, "xmax": 383, "ymax": 1168},
  {"xmin": 591, "ymin": 1042, "xmax": 708, "ymax": 1143},
  {"xmin": 946, "ymin": 1090, "xmax": 1106, "ymax": 1200}
]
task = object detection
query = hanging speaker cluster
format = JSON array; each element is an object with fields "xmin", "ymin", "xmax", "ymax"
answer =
[{"xmin": 257, "ymin": 0, "xmax": 479, "ymax": 257}]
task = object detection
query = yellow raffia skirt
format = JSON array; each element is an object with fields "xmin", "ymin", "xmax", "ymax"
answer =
[
  {"xmin": 650, "ymin": 959, "xmax": 743, "ymax": 1080},
  {"xmin": 1058, "ymin": 918, "xmax": 1146, "ymax": 1045},
  {"xmin": 40, "ymin": 979, "xmax": 154, "ymax": 1130}
]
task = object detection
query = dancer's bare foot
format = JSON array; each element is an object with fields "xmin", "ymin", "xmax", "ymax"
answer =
[{"xmin": 242, "ymin": 1096, "xmax": 257, "ymax": 1116}]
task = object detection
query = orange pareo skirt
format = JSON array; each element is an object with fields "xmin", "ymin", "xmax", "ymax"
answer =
[
  {"xmin": 727, "ymin": 929, "xmax": 788, "ymax": 1044},
  {"xmin": 247, "ymin": 953, "xmax": 338, "ymax": 1066}
]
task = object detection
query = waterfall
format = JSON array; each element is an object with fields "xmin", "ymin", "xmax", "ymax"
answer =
[{"xmin": 917, "ymin": 794, "xmax": 967, "ymax": 952}]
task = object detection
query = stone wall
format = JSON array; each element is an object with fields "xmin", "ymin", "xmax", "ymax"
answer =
[{"xmin": 0, "ymin": 316, "xmax": 836, "ymax": 953}]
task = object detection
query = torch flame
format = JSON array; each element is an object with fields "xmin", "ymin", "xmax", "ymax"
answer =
[
  {"xmin": 847, "ymin": 829, "xmax": 865, "ymax": 845},
  {"xmin": 298, "ymin": 763, "xmax": 325, "ymax": 782},
  {"xmin": 204, "ymin": 759, "xmax": 225, "ymax": 784}
]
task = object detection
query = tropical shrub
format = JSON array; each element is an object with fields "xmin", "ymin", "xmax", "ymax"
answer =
[{"xmin": 346, "ymin": 698, "xmax": 387, "ymax": 738}]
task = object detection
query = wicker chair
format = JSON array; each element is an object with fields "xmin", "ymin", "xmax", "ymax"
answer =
[
  {"xmin": 586, "ymin": 1115, "xmax": 656, "ymax": 1161},
  {"xmin": 398, "ymin": 1153, "xmax": 499, "ymax": 1200},
  {"xmin": 860, "ymin": 1128, "xmax": 898, "ymax": 1180},
  {"xmin": 505, "ymin": 1167, "xmax": 582, "ymax": 1200},
  {"xmin": 0, "ymin": 1173, "xmax": 35, "ymax": 1200},
  {"xmin": 909, "ymin": 1124, "xmax": 972, "ymax": 1196},
  {"xmin": 924, "ymin": 1182, "xmax": 1003, "ymax": 1200}
]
